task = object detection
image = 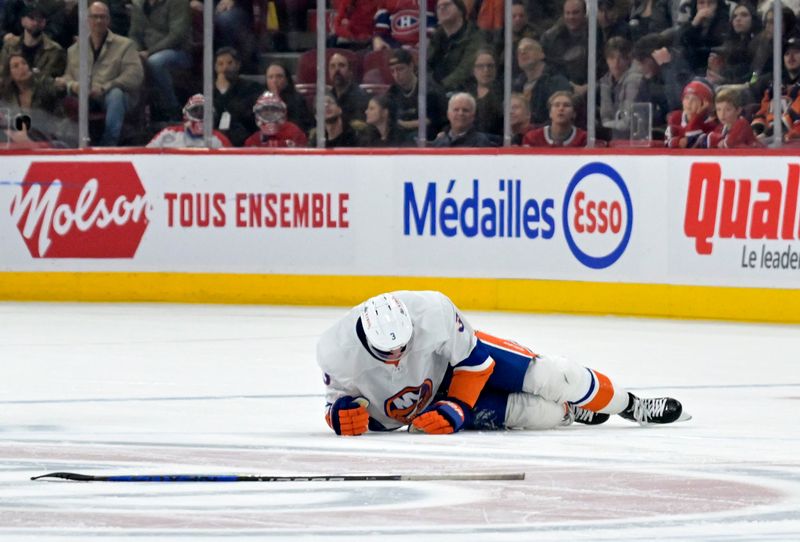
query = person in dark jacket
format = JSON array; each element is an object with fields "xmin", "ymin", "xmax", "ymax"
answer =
[
  {"xmin": 212, "ymin": 46, "xmax": 261, "ymax": 146},
  {"xmin": 431, "ymin": 92, "xmax": 495, "ymax": 147},
  {"xmin": 265, "ymin": 61, "xmax": 313, "ymax": 132},
  {"xmin": 427, "ymin": 0, "xmax": 485, "ymax": 92}
]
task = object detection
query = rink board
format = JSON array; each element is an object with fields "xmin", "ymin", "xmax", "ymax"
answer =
[{"xmin": 1, "ymin": 149, "xmax": 799, "ymax": 322}]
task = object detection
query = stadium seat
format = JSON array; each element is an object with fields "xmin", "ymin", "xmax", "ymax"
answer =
[{"xmin": 361, "ymin": 49, "xmax": 393, "ymax": 95}]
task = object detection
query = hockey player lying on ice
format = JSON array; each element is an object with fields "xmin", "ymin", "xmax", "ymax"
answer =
[{"xmin": 317, "ymin": 291, "xmax": 690, "ymax": 435}]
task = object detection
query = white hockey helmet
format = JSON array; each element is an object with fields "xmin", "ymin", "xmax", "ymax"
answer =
[
  {"xmin": 182, "ymin": 93, "xmax": 206, "ymax": 136},
  {"xmin": 360, "ymin": 294, "xmax": 413, "ymax": 363},
  {"xmin": 253, "ymin": 91, "xmax": 287, "ymax": 135}
]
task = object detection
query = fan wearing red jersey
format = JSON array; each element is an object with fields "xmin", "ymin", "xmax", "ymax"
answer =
[
  {"xmin": 707, "ymin": 87, "xmax": 761, "ymax": 148},
  {"xmin": 523, "ymin": 90, "xmax": 587, "ymax": 147},
  {"xmin": 664, "ymin": 79, "xmax": 718, "ymax": 148},
  {"xmin": 243, "ymin": 92, "xmax": 308, "ymax": 148}
]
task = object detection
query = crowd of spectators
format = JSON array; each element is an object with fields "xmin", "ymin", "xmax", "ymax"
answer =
[{"xmin": 1, "ymin": 0, "xmax": 798, "ymax": 148}]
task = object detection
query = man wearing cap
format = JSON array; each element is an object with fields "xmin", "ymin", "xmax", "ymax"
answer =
[
  {"xmin": 0, "ymin": 3, "xmax": 64, "ymax": 86},
  {"xmin": 385, "ymin": 48, "xmax": 447, "ymax": 141},
  {"xmin": 751, "ymin": 32, "xmax": 800, "ymax": 143},
  {"xmin": 428, "ymin": 0, "xmax": 485, "ymax": 92}
]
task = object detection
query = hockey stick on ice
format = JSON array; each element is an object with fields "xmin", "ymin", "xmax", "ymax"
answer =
[{"xmin": 31, "ymin": 472, "xmax": 525, "ymax": 482}]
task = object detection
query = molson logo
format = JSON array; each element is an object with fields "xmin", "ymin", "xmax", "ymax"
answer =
[
  {"xmin": 684, "ymin": 162, "xmax": 800, "ymax": 254},
  {"xmin": 10, "ymin": 162, "xmax": 149, "ymax": 258},
  {"xmin": 562, "ymin": 162, "xmax": 633, "ymax": 269}
]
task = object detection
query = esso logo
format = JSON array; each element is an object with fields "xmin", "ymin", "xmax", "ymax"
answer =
[{"xmin": 562, "ymin": 162, "xmax": 633, "ymax": 269}]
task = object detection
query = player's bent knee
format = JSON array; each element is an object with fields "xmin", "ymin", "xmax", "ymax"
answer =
[
  {"xmin": 522, "ymin": 354, "xmax": 589, "ymax": 403},
  {"xmin": 504, "ymin": 393, "xmax": 567, "ymax": 430}
]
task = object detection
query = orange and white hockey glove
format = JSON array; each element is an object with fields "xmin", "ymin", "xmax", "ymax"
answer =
[
  {"xmin": 326, "ymin": 396, "xmax": 369, "ymax": 436},
  {"xmin": 410, "ymin": 400, "xmax": 467, "ymax": 434}
]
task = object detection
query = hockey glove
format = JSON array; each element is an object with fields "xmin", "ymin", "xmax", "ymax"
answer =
[
  {"xmin": 327, "ymin": 396, "xmax": 370, "ymax": 436},
  {"xmin": 410, "ymin": 400, "xmax": 466, "ymax": 434}
]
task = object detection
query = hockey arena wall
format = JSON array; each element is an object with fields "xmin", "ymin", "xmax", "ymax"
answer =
[{"xmin": 1, "ymin": 148, "xmax": 799, "ymax": 323}]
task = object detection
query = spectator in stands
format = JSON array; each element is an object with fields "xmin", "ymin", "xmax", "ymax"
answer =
[
  {"xmin": 751, "ymin": 32, "xmax": 800, "ymax": 144},
  {"xmin": 55, "ymin": 1, "xmax": 144, "ymax": 146},
  {"xmin": 0, "ymin": 2, "xmax": 64, "ymax": 86},
  {"xmin": 373, "ymin": 0, "xmax": 437, "ymax": 50},
  {"xmin": 431, "ymin": 91, "xmax": 495, "ymax": 147},
  {"xmin": 710, "ymin": 2, "xmax": 761, "ymax": 85},
  {"xmin": 598, "ymin": 0, "xmax": 632, "ymax": 43},
  {"xmin": 510, "ymin": 0, "xmax": 538, "ymax": 77},
  {"xmin": 363, "ymin": 93, "xmax": 410, "ymax": 146},
  {"xmin": 509, "ymin": 91, "xmax": 532, "ymax": 144},
  {"xmin": 628, "ymin": 0, "xmax": 673, "ymax": 43},
  {"xmin": 428, "ymin": 0, "xmax": 485, "ymax": 92},
  {"xmin": 129, "ymin": 0, "xmax": 192, "ymax": 122},
  {"xmin": 526, "ymin": 0, "xmax": 561, "ymax": 36},
  {"xmin": 385, "ymin": 47, "xmax": 448, "ymax": 141},
  {"xmin": 309, "ymin": 91, "xmax": 366, "ymax": 147},
  {"xmin": 329, "ymin": 51, "xmax": 369, "ymax": 122},
  {"xmin": 664, "ymin": 78, "xmax": 717, "ymax": 147},
  {"xmin": 193, "ymin": 0, "xmax": 255, "ymax": 73},
  {"xmin": 329, "ymin": 0, "xmax": 376, "ymax": 49},
  {"xmin": 541, "ymin": 0, "xmax": 601, "ymax": 95},
  {"xmin": 468, "ymin": 47, "xmax": 503, "ymax": 137},
  {"xmin": 633, "ymin": 32, "xmax": 694, "ymax": 129},
  {"xmin": 677, "ymin": 0, "xmax": 730, "ymax": 75},
  {"xmin": 599, "ymin": 37, "xmax": 649, "ymax": 140},
  {"xmin": 706, "ymin": 86, "xmax": 761, "ymax": 147},
  {"xmin": 265, "ymin": 61, "xmax": 313, "ymax": 132},
  {"xmin": 2, "ymin": 0, "xmax": 72, "ymax": 49},
  {"xmin": 512, "ymin": 37, "xmax": 571, "ymax": 126},
  {"xmin": 244, "ymin": 91, "xmax": 308, "ymax": 147},
  {"xmin": 749, "ymin": 5, "xmax": 795, "ymax": 83},
  {"xmin": 0, "ymin": 51, "xmax": 67, "ymax": 143},
  {"xmin": 147, "ymin": 93, "xmax": 232, "ymax": 148},
  {"xmin": 523, "ymin": 90, "xmax": 587, "ymax": 147},
  {"xmin": 477, "ymin": 0, "xmax": 503, "ymax": 39},
  {"xmin": 212, "ymin": 46, "xmax": 261, "ymax": 147}
]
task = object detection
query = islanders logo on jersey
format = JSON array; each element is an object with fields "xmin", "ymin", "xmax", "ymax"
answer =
[
  {"xmin": 385, "ymin": 379, "xmax": 434, "ymax": 423},
  {"xmin": 562, "ymin": 162, "xmax": 633, "ymax": 269}
]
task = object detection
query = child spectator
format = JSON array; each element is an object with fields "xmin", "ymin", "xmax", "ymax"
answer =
[
  {"xmin": 244, "ymin": 92, "xmax": 307, "ymax": 147},
  {"xmin": 509, "ymin": 92, "xmax": 532, "ymax": 145},
  {"xmin": 664, "ymin": 78, "xmax": 718, "ymax": 148},
  {"xmin": 706, "ymin": 87, "xmax": 761, "ymax": 148}
]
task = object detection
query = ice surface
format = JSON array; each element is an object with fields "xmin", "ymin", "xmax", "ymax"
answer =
[{"xmin": 1, "ymin": 302, "xmax": 799, "ymax": 541}]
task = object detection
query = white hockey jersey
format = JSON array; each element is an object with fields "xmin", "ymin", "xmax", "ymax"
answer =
[
  {"xmin": 146, "ymin": 126, "xmax": 231, "ymax": 148},
  {"xmin": 317, "ymin": 291, "xmax": 477, "ymax": 430}
]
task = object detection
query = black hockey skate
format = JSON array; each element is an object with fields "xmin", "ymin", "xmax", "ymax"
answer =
[
  {"xmin": 570, "ymin": 406, "xmax": 610, "ymax": 425},
  {"xmin": 619, "ymin": 394, "xmax": 690, "ymax": 425}
]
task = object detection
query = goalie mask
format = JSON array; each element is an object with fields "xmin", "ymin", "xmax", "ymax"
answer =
[
  {"xmin": 182, "ymin": 94, "xmax": 207, "ymax": 136},
  {"xmin": 359, "ymin": 294, "xmax": 413, "ymax": 363},
  {"xmin": 254, "ymin": 92, "xmax": 287, "ymax": 136}
]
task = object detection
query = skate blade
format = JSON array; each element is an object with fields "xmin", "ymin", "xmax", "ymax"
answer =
[{"xmin": 676, "ymin": 410, "xmax": 692, "ymax": 422}]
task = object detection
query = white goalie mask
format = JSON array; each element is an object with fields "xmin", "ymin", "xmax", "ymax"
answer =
[
  {"xmin": 360, "ymin": 294, "xmax": 413, "ymax": 363},
  {"xmin": 253, "ymin": 92, "xmax": 287, "ymax": 136},
  {"xmin": 182, "ymin": 94, "xmax": 207, "ymax": 136}
]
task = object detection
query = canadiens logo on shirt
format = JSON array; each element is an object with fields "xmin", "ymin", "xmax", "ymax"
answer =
[{"xmin": 385, "ymin": 379, "xmax": 433, "ymax": 423}]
